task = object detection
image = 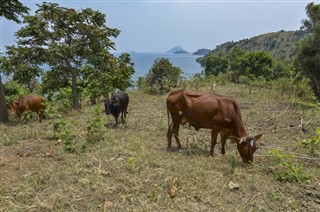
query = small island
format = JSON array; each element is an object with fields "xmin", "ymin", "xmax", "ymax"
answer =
[
  {"xmin": 173, "ymin": 50, "xmax": 189, "ymax": 54},
  {"xmin": 193, "ymin": 48, "xmax": 210, "ymax": 55},
  {"xmin": 167, "ymin": 46, "xmax": 189, "ymax": 54}
]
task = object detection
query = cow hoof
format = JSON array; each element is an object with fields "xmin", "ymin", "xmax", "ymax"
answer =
[{"xmin": 166, "ymin": 147, "xmax": 175, "ymax": 151}]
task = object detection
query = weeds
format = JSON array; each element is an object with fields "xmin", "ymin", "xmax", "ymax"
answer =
[
  {"xmin": 61, "ymin": 129, "xmax": 75, "ymax": 153},
  {"xmin": 298, "ymin": 127, "xmax": 320, "ymax": 156},
  {"xmin": 268, "ymin": 149, "xmax": 312, "ymax": 182},
  {"xmin": 229, "ymin": 151, "xmax": 237, "ymax": 174}
]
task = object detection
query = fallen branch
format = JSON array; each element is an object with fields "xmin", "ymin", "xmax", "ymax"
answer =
[
  {"xmin": 255, "ymin": 153, "xmax": 320, "ymax": 161},
  {"xmin": 242, "ymin": 194, "xmax": 257, "ymax": 210}
]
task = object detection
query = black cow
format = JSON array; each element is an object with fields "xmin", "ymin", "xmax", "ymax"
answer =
[{"xmin": 105, "ymin": 92, "xmax": 129, "ymax": 125}]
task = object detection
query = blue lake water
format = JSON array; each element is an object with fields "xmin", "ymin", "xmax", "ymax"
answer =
[{"xmin": 115, "ymin": 52, "xmax": 203, "ymax": 81}]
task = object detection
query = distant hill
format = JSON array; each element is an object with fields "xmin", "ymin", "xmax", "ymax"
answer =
[
  {"xmin": 167, "ymin": 46, "xmax": 188, "ymax": 54},
  {"xmin": 203, "ymin": 30, "xmax": 310, "ymax": 62},
  {"xmin": 193, "ymin": 48, "xmax": 210, "ymax": 55}
]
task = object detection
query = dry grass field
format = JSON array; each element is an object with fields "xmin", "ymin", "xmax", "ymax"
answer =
[{"xmin": 1, "ymin": 83, "xmax": 320, "ymax": 211}]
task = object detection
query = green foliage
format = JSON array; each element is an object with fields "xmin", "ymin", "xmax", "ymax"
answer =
[
  {"xmin": 86, "ymin": 106, "xmax": 106, "ymax": 142},
  {"xmin": 7, "ymin": 2, "xmax": 124, "ymax": 109},
  {"xmin": 268, "ymin": 150, "xmax": 312, "ymax": 182},
  {"xmin": 145, "ymin": 58, "xmax": 182, "ymax": 94},
  {"xmin": 45, "ymin": 101, "xmax": 67, "ymax": 138},
  {"xmin": 299, "ymin": 128, "xmax": 320, "ymax": 156},
  {"xmin": 201, "ymin": 47, "xmax": 290, "ymax": 83},
  {"xmin": 2, "ymin": 46, "xmax": 44, "ymax": 93},
  {"xmin": 48, "ymin": 88, "xmax": 73, "ymax": 112},
  {"xmin": 203, "ymin": 55, "xmax": 228, "ymax": 77},
  {"xmin": 229, "ymin": 152, "xmax": 237, "ymax": 174},
  {"xmin": 295, "ymin": 3, "xmax": 320, "ymax": 100},
  {"xmin": 136, "ymin": 77, "xmax": 146, "ymax": 90},
  {"xmin": 198, "ymin": 30, "xmax": 309, "ymax": 63},
  {"xmin": 0, "ymin": 0, "xmax": 30, "ymax": 23},
  {"xmin": 84, "ymin": 53, "xmax": 135, "ymax": 103},
  {"xmin": 61, "ymin": 129, "xmax": 75, "ymax": 153},
  {"xmin": 3, "ymin": 80, "xmax": 25, "ymax": 100}
]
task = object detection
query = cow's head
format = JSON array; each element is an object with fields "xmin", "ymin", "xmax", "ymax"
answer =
[
  {"xmin": 231, "ymin": 134, "xmax": 263, "ymax": 163},
  {"xmin": 7, "ymin": 100, "xmax": 20, "ymax": 116},
  {"xmin": 104, "ymin": 98, "xmax": 113, "ymax": 115}
]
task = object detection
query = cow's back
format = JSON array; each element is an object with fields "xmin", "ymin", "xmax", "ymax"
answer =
[
  {"xmin": 17, "ymin": 94, "xmax": 45, "ymax": 112},
  {"xmin": 167, "ymin": 89, "xmax": 241, "ymax": 130},
  {"xmin": 112, "ymin": 93, "xmax": 129, "ymax": 111}
]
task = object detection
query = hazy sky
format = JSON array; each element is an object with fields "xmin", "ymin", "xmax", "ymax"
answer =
[{"xmin": 0, "ymin": 0, "xmax": 313, "ymax": 53}]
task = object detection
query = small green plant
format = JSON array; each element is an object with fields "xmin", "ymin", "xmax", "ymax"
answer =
[
  {"xmin": 127, "ymin": 157, "xmax": 137, "ymax": 172},
  {"xmin": 229, "ymin": 151, "xmax": 237, "ymax": 174},
  {"xmin": 53, "ymin": 119, "xmax": 66, "ymax": 138},
  {"xmin": 149, "ymin": 190, "xmax": 158, "ymax": 202},
  {"xmin": 268, "ymin": 150, "xmax": 312, "ymax": 182},
  {"xmin": 86, "ymin": 106, "xmax": 106, "ymax": 142},
  {"xmin": 45, "ymin": 101, "xmax": 67, "ymax": 138},
  {"xmin": 299, "ymin": 127, "xmax": 320, "ymax": 156},
  {"xmin": 61, "ymin": 129, "xmax": 75, "ymax": 153}
]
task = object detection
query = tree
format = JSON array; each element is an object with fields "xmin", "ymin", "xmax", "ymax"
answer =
[
  {"xmin": 202, "ymin": 47, "xmax": 289, "ymax": 82},
  {"xmin": 84, "ymin": 53, "xmax": 134, "ymax": 104},
  {"xmin": 146, "ymin": 58, "xmax": 182, "ymax": 94},
  {"xmin": 0, "ymin": 0, "xmax": 29, "ymax": 23},
  {"xmin": 0, "ymin": 0, "xmax": 29, "ymax": 123},
  {"xmin": 203, "ymin": 55, "xmax": 228, "ymax": 77},
  {"xmin": 295, "ymin": 2, "xmax": 320, "ymax": 100},
  {"xmin": 7, "ymin": 2, "xmax": 128, "ymax": 109}
]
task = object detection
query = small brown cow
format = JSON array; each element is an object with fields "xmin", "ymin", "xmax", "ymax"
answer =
[
  {"xmin": 7, "ymin": 94, "xmax": 46, "ymax": 122},
  {"xmin": 166, "ymin": 89, "xmax": 263, "ymax": 163}
]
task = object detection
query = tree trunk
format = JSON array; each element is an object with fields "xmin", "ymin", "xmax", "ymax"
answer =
[
  {"xmin": 71, "ymin": 72, "xmax": 80, "ymax": 109},
  {"xmin": 310, "ymin": 76, "xmax": 320, "ymax": 101},
  {"xmin": 0, "ymin": 74, "xmax": 9, "ymax": 123}
]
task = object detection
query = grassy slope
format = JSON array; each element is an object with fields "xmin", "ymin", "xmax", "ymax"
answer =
[{"xmin": 1, "ymin": 83, "xmax": 320, "ymax": 211}]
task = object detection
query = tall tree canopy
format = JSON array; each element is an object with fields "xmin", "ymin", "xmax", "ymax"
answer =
[
  {"xmin": 0, "ymin": 0, "xmax": 29, "ymax": 123},
  {"xmin": 4, "ymin": 2, "xmax": 134, "ymax": 109},
  {"xmin": 0, "ymin": 0, "xmax": 29, "ymax": 23},
  {"xmin": 295, "ymin": 2, "xmax": 320, "ymax": 100}
]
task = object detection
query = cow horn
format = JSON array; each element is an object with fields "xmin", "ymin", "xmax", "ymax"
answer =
[{"xmin": 229, "ymin": 136, "xmax": 241, "ymax": 144}]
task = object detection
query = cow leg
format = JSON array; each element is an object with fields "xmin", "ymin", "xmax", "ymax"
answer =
[
  {"xmin": 220, "ymin": 133, "xmax": 227, "ymax": 154},
  {"xmin": 115, "ymin": 115, "xmax": 119, "ymax": 125},
  {"xmin": 210, "ymin": 129, "xmax": 219, "ymax": 156},
  {"xmin": 120, "ymin": 112, "xmax": 124, "ymax": 123},
  {"xmin": 37, "ymin": 112, "xmax": 42, "ymax": 122},
  {"xmin": 172, "ymin": 121, "xmax": 181, "ymax": 149},
  {"xmin": 167, "ymin": 122, "xmax": 173, "ymax": 148},
  {"xmin": 167, "ymin": 120, "xmax": 181, "ymax": 149},
  {"xmin": 124, "ymin": 110, "xmax": 127, "ymax": 122},
  {"xmin": 38, "ymin": 111, "xmax": 44, "ymax": 122}
]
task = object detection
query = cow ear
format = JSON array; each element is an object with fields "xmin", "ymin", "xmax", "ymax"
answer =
[
  {"xmin": 229, "ymin": 136, "xmax": 241, "ymax": 144},
  {"xmin": 254, "ymin": 133, "xmax": 263, "ymax": 142}
]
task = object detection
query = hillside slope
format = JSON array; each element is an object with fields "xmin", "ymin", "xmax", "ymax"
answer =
[{"xmin": 206, "ymin": 30, "xmax": 309, "ymax": 61}]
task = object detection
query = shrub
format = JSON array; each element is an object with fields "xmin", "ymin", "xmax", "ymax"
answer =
[
  {"xmin": 86, "ymin": 106, "xmax": 106, "ymax": 142},
  {"xmin": 299, "ymin": 127, "xmax": 320, "ymax": 156}
]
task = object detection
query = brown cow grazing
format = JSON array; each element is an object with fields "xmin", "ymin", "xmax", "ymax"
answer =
[
  {"xmin": 166, "ymin": 89, "xmax": 263, "ymax": 163},
  {"xmin": 7, "ymin": 94, "xmax": 46, "ymax": 122}
]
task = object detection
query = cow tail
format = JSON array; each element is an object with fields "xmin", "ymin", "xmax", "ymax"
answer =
[{"xmin": 167, "ymin": 100, "xmax": 171, "ymax": 130}]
